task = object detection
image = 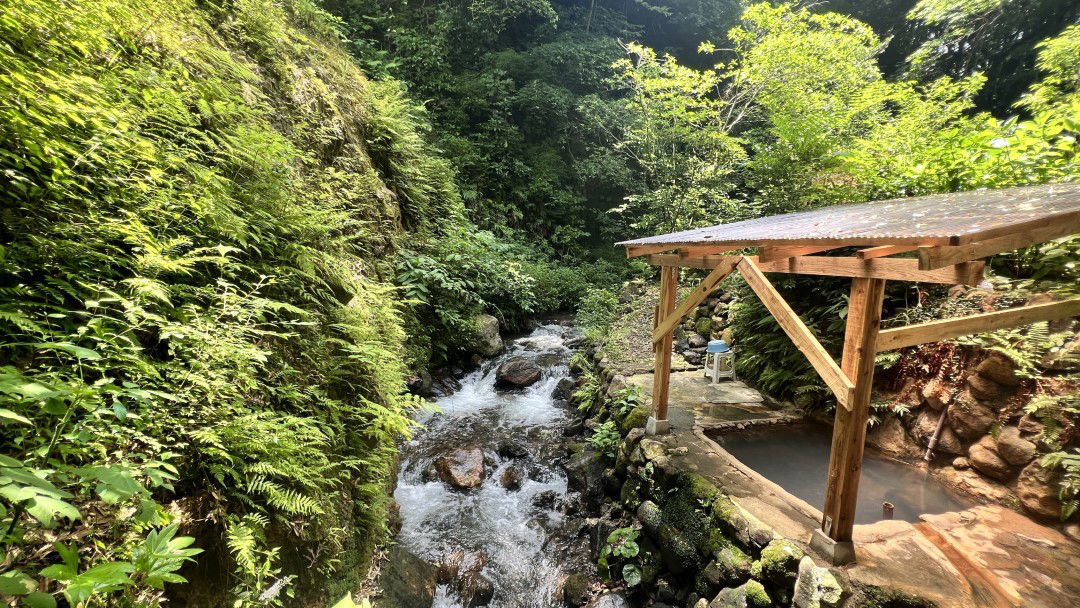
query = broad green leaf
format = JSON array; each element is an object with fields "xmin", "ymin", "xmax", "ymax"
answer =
[
  {"xmin": 24, "ymin": 592, "xmax": 57, "ymax": 608},
  {"xmin": 25, "ymin": 496, "xmax": 81, "ymax": 528},
  {"xmin": 0, "ymin": 570, "xmax": 35, "ymax": 595},
  {"xmin": 0, "ymin": 408, "xmax": 31, "ymax": 425},
  {"xmin": 34, "ymin": 342, "xmax": 101, "ymax": 360}
]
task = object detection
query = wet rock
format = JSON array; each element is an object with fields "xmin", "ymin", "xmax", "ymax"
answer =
[
  {"xmin": 437, "ymin": 550, "xmax": 492, "ymax": 608},
  {"xmin": 553, "ymin": 377, "xmax": 576, "ymax": 401},
  {"xmin": 495, "ymin": 358, "xmax": 542, "ymax": 389},
  {"xmin": 975, "ymin": 353, "xmax": 1020, "ymax": 387},
  {"xmin": 500, "ymin": 466, "xmax": 523, "ymax": 491},
  {"xmin": 758, "ymin": 538, "xmax": 804, "ymax": 587},
  {"xmin": 966, "ymin": 373, "xmax": 1010, "ymax": 401},
  {"xmin": 708, "ymin": 581, "xmax": 771, "ymax": 608},
  {"xmin": 407, "ymin": 370, "xmax": 434, "ymax": 396},
  {"xmin": 534, "ymin": 490, "xmax": 559, "ymax": 511},
  {"xmin": 559, "ymin": 572, "xmax": 590, "ymax": 607},
  {"xmin": 792, "ymin": 556, "xmax": 842, "ymax": 608},
  {"xmin": 947, "ymin": 394, "xmax": 996, "ymax": 440},
  {"xmin": 1064, "ymin": 523, "xmax": 1080, "ymax": 544},
  {"xmin": 920, "ymin": 377, "xmax": 952, "ymax": 410},
  {"xmin": 995, "ymin": 425, "xmax": 1036, "ymax": 466},
  {"xmin": 1017, "ymin": 461, "xmax": 1064, "ymax": 521},
  {"xmin": 585, "ymin": 592, "xmax": 629, "ymax": 608},
  {"xmin": 911, "ymin": 410, "xmax": 962, "ymax": 456},
  {"xmin": 374, "ymin": 545, "xmax": 438, "ymax": 608},
  {"xmin": 470, "ymin": 314, "xmax": 504, "ymax": 358},
  {"xmin": 565, "ymin": 447, "xmax": 606, "ymax": 510},
  {"xmin": 497, "ymin": 438, "xmax": 529, "ymax": 459},
  {"xmin": 435, "ymin": 446, "xmax": 486, "ymax": 489},
  {"xmin": 563, "ymin": 417, "xmax": 585, "ymax": 436},
  {"xmin": 967, "ymin": 437, "xmax": 1013, "ymax": 481},
  {"xmin": 935, "ymin": 465, "xmax": 1011, "ymax": 503}
]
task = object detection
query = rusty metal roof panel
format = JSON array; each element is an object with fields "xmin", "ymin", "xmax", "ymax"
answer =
[{"xmin": 616, "ymin": 183, "xmax": 1080, "ymax": 249}]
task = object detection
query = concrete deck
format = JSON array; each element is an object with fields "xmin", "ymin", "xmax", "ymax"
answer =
[{"xmin": 632, "ymin": 371, "xmax": 1080, "ymax": 607}]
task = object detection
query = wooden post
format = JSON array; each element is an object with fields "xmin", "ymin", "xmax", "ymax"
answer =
[
  {"xmin": 821, "ymin": 277, "xmax": 886, "ymax": 543},
  {"xmin": 650, "ymin": 265, "xmax": 678, "ymax": 430}
]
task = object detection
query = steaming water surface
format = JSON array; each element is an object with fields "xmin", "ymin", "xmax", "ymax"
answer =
[{"xmin": 393, "ymin": 324, "xmax": 589, "ymax": 607}]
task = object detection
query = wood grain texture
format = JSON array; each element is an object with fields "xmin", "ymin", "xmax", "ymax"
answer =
[
  {"xmin": 856, "ymin": 245, "xmax": 916, "ymax": 259},
  {"xmin": 758, "ymin": 245, "xmax": 839, "ymax": 262},
  {"xmin": 647, "ymin": 253, "xmax": 984, "ymax": 284},
  {"xmin": 650, "ymin": 266, "xmax": 678, "ymax": 421},
  {"xmin": 876, "ymin": 299, "xmax": 1080, "ymax": 351},
  {"xmin": 918, "ymin": 219, "xmax": 1080, "ymax": 269},
  {"xmin": 651, "ymin": 257, "xmax": 739, "ymax": 344},
  {"xmin": 737, "ymin": 257, "xmax": 854, "ymax": 408},
  {"xmin": 822, "ymin": 277, "xmax": 885, "ymax": 542}
]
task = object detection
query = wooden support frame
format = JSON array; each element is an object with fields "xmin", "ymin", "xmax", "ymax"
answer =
[
  {"xmin": 646, "ymin": 253, "xmax": 983, "ymax": 285},
  {"xmin": 876, "ymin": 299, "xmax": 1080, "ymax": 351},
  {"xmin": 627, "ymin": 244, "xmax": 676, "ymax": 258},
  {"xmin": 737, "ymin": 257, "xmax": 855, "ymax": 408},
  {"xmin": 650, "ymin": 266, "xmax": 678, "ymax": 423},
  {"xmin": 918, "ymin": 219, "xmax": 1080, "ymax": 270},
  {"xmin": 856, "ymin": 245, "xmax": 916, "ymax": 259},
  {"xmin": 822, "ymin": 278, "xmax": 886, "ymax": 542},
  {"xmin": 651, "ymin": 257, "xmax": 740, "ymax": 344},
  {"xmin": 758, "ymin": 245, "xmax": 838, "ymax": 262}
]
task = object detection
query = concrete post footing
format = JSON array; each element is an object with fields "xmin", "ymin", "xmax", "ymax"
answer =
[
  {"xmin": 645, "ymin": 416, "xmax": 670, "ymax": 435},
  {"xmin": 810, "ymin": 528, "xmax": 856, "ymax": 566}
]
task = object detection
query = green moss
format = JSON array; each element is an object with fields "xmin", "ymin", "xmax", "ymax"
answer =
[
  {"xmin": 619, "ymin": 405, "xmax": 650, "ymax": 433},
  {"xmin": 743, "ymin": 580, "xmax": 772, "ymax": 607},
  {"xmin": 759, "ymin": 539, "xmax": 804, "ymax": 585},
  {"xmin": 696, "ymin": 317, "xmax": 714, "ymax": 336},
  {"xmin": 860, "ymin": 586, "xmax": 938, "ymax": 608}
]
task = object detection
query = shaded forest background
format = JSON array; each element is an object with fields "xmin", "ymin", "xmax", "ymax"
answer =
[{"xmin": 0, "ymin": 0, "xmax": 1077, "ymax": 606}]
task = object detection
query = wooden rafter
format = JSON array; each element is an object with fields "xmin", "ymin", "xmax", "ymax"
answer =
[
  {"xmin": 856, "ymin": 245, "xmax": 916, "ymax": 259},
  {"xmin": 651, "ymin": 257, "xmax": 740, "ymax": 344},
  {"xmin": 737, "ymin": 257, "xmax": 855, "ymax": 408},
  {"xmin": 627, "ymin": 244, "xmax": 676, "ymax": 258},
  {"xmin": 918, "ymin": 219, "xmax": 1080, "ymax": 270},
  {"xmin": 758, "ymin": 245, "xmax": 838, "ymax": 262},
  {"xmin": 876, "ymin": 299, "xmax": 1080, "ymax": 352},
  {"xmin": 646, "ymin": 253, "xmax": 984, "ymax": 285}
]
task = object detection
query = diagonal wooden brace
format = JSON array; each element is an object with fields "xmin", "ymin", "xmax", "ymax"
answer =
[
  {"xmin": 737, "ymin": 257, "xmax": 856, "ymax": 409},
  {"xmin": 651, "ymin": 256, "xmax": 740, "ymax": 344}
]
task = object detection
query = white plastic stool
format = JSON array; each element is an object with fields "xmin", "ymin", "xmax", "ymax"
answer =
[{"xmin": 703, "ymin": 340, "xmax": 735, "ymax": 383}]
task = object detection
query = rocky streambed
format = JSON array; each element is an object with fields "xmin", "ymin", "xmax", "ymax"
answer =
[{"xmin": 377, "ymin": 322, "xmax": 615, "ymax": 608}]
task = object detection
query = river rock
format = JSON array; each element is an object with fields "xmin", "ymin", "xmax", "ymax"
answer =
[
  {"xmin": 975, "ymin": 352, "xmax": 1020, "ymax": 387},
  {"xmin": 702, "ymin": 547, "xmax": 752, "ymax": 588},
  {"xmin": 912, "ymin": 410, "xmax": 962, "ymax": 455},
  {"xmin": 759, "ymin": 538, "xmax": 803, "ymax": 587},
  {"xmin": 471, "ymin": 314, "xmax": 503, "ymax": 357},
  {"xmin": 558, "ymin": 572, "xmax": 590, "ymax": 607},
  {"xmin": 437, "ymin": 550, "xmax": 492, "ymax": 607},
  {"xmin": 374, "ymin": 545, "xmax": 438, "ymax": 608},
  {"xmin": 499, "ymin": 466, "xmax": 523, "ymax": 491},
  {"xmin": 792, "ymin": 556, "xmax": 842, "ymax": 608},
  {"xmin": 495, "ymin": 358, "xmax": 542, "ymax": 389},
  {"xmin": 586, "ymin": 592, "xmax": 629, "ymax": 608},
  {"xmin": 1017, "ymin": 461, "xmax": 1063, "ymax": 521},
  {"xmin": 553, "ymin": 377, "xmax": 576, "ymax": 401},
  {"xmin": 967, "ymin": 437, "xmax": 1013, "ymax": 481},
  {"xmin": 966, "ymin": 373, "xmax": 1010, "ymax": 401},
  {"xmin": 995, "ymin": 425, "xmax": 1036, "ymax": 466},
  {"xmin": 658, "ymin": 523, "xmax": 701, "ymax": 575},
  {"xmin": 709, "ymin": 581, "xmax": 771, "ymax": 608},
  {"xmin": 921, "ymin": 377, "xmax": 952, "ymax": 410},
  {"xmin": 947, "ymin": 394, "xmax": 996, "ymax": 440},
  {"xmin": 436, "ymin": 447, "xmax": 486, "ymax": 489},
  {"xmin": 689, "ymin": 333, "xmax": 709, "ymax": 348}
]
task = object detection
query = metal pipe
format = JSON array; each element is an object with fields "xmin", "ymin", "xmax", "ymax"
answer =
[
  {"xmin": 882, "ymin": 502, "xmax": 894, "ymax": 520},
  {"xmin": 923, "ymin": 404, "xmax": 950, "ymax": 462}
]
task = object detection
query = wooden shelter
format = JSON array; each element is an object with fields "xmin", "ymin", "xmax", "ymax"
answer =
[{"xmin": 616, "ymin": 182, "xmax": 1080, "ymax": 564}]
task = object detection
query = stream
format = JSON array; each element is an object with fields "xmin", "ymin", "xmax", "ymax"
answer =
[{"xmin": 391, "ymin": 322, "xmax": 593, "ymax": 608}]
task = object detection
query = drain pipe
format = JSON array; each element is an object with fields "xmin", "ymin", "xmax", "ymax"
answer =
[
  {"xmin": 923, "ymin": 404, "xmax": 950, "ymax": 462},
  {"xmin": 882, "ymin": 502, "xmax": 894, "ymax": 520}
]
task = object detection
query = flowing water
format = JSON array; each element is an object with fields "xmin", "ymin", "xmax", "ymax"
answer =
[
  {"xmin": 716, "ymin": 424, "xmax": 973, "ymax": 523},
  {"xmin": 392, "ymin": 323, "xmax": 591, "ymax": 608}
]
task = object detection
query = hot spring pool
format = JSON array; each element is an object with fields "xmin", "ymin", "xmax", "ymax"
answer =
[{"xmin": 715, "ymin": 424, "xmax": 973, "ymax": 524}]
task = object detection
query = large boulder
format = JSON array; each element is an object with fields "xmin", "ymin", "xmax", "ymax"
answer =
[
  {"xmin": 586, "ymin": 592, "xmax": 630, "ymax": 608},
  {"xmin": 435, "ymin": 447, "xmax": 486, "ymax": 489},
  {"xmin": 437, "ymin": 550, "xmax": 492, "ymax": 608},
  {"xmin": 373, "ymin": 546, "xmax": 438, "ymax": 608},
  {"xmin": 1017, "ymin": 461, "xmax": 1064, "ymax": 521},
  {"xmin": 495, "ymin": 358, "xmax": 542, "ymax": 389},
  {"xmin": 558, "ymin": 573, "xmax": 590, "ymax": 607},
  {"xmin": 552, "ymin": 377, "xmax": 576, "ymax": 401},
  {"xmin": 709, "ymin": 581, "xmax": 771, "ymax": 608},
  {"xmin": 792, "ymin": 556, "xmax": 843, "ymax": 608},
  {"xmin": 967, "ymin": 437, "xmax": 1013, "ymax": 481},
  {"xmin": 975, "ymin": 353, "xmax": 1020, "ymax": 387},
  {"xmin": 947, "ymin": 394, "xmax": 996, "ymax": 440},
  {"xmin": 758, "ymin": 538, "xmax": 804, "ymax": 587},
  {"xmin": 911, "ymin": 410, "xmax": 962, "ymax": 456},
  {"xmin": 995, "ymin": 426, "xmax": 1036, "ymax": 466},
  {"xmin": 471, "ymin": 314, "xmax": 503, "ymax": 357}
]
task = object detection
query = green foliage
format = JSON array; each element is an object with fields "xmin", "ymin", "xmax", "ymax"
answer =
[
  {"xmin": 576, "ymin": 288, "xmax": 622, "ymax": 343},
  {"xmin": 597, "ymin": 526, "xmax": 643, "ymax": 586},
  {"xmin": 589, "ymin": 421, "xmax": 623, "ymax": 461},
  {"xmin": 1041, "ymin": 449, "xmax": 1080, "ymax": 520}
]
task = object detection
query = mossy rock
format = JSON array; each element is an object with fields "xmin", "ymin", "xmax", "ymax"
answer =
[
  {"xmin": 637, "ymin": 500, "xmax": 663, "ymax": 539},
  {"xmin": 710, "ymin": 496, "xmax": 775, "ymax": 553},
  {"xmin": 697, "ymin": 545, "xmax": 752, "ymax": 598},
  {"xmin": 743, "ymin": 580, "xmax": 771, "ymax": 607},
  {"xmin": 709, "ymin": 580, "xmax": 771, "ymax": 608},
  {"xmin": 695, "ymin": 317, "xmax": 713, "ymax": 336},
  {"xmin": 657, "ymin": 523, "xmax": 701, "ymax": 575},
  {"xmin": 620, "ymin": 478, "xmax": 644, "ymax": 511},
  {"xmin": 759, "ymin": 538, "xmax": 804, "ymax": 587},
  {"xmin": 619, "ymin": 405, "xmax": 650, "ymax": 434}
]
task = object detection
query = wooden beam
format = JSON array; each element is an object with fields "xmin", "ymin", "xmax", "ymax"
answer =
[
  {"xmin": 759, "ymin": 245, "xmax": 838, "ymax": 262},
  {"xmin": 679, "ymin": 245, "xmax": 741, "ymax": 258},
  {"xmin": 651, "ymin": 257, "xmax": 740, "ymax": 344},
  {"xmin": 755, "ymin": 256, "xmax": 984, "ymax": 285},
  {"xmin": 951, "ymin": 209, "xmax": 1080, "ymax": 246},
  {"xmin": 651, "ymin": 266, "xmax": 678, "ymax": 423},
  {"xmin": 737, "ymin": 257, "xmax": 854, "ymax": 408},
  {"xmin": 822, "ymin": 278, "xmax": 886, "ymax": 543},
  {"xmin": 876, "ymin": 299, "xmax": 1080, "ymax": 352},
  {"xmin": 856, "ymin": 245, "xmax": 916, "ymax": 259},
  {"xmin": 648, "ymin": 253, "xmax": 984, "ymax": 284},
  {"xmin": 919, "ymin": 220, "xmax": 1080, "ymax": 270},
  {"xmin": 627, "ymin": 244, "xmax": 676, "ymax": 258}
]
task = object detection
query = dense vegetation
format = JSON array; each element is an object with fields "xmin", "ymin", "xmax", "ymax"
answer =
[{"xmin": 0, "ymin": 0, "xmax": 1077, "ymax": 606}]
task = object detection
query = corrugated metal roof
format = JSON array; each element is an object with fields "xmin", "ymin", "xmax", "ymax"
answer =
[{"xmin": 617, "ymin": 183, "xmax": 1080, "ymax": 249}]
